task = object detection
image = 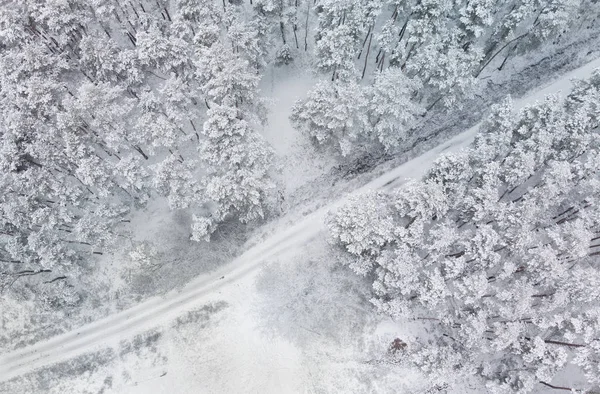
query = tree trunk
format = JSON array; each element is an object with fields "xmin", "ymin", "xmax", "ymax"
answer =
[
  {"xmin": 357, "ymin": 24, "xmax": 373, "ymax": 60},
  {"xmin": 304, "ymin": 3, "xmax": 310, "ymax": 51},
  {"xmin": 361, "ymin": 31, "xmax": 373, "ymax": 79},
  {"xmin": 133, "ymin": 145, "xmax": 149, "ymax": 160},
  {"xmin": 293, "ymin": 24, "xmax": 299, "ymax": 49},
  {"xmin": 280, "ymin": 21, "xmax": 286, "ymax": 44},
  {"xmin": 476, "ymin": 32, "xmax": 529, "ymax": 78}
]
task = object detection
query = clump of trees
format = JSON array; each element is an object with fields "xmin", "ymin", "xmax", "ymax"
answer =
[
  {"xmin": 328, "ymin": 71, "xmax": 600, "ymax": 392},
  {"xmin": 0, "ymin": 0, "xmax": 280, "ymax": 302},
  {"xmin": 291, "ymin": 68, "xmax": 422, "ymax": 156},
  {"xmin": 292, "ymin": 0, "xmax": 598, "ymax": 157}
]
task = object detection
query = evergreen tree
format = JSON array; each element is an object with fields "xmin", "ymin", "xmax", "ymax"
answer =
[{"xmin": 329, "ymin": 71, "xmax": 600, "ymax": 393}]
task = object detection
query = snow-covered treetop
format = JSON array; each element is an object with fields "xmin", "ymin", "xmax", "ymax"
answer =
[{"xmin": 329, "ymin": 69, "xmax": 600, "ymax": 392}]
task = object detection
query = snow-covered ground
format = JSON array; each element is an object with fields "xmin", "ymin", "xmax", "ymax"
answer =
[
  {"xmin": 8, "ymin": 27, "xmax": 600, "ymax": 357},
  {"xmin": 2, "ymin": 57, "xmax": 600, "ymax": 394},
  {"xmin": 259, "ymin": 59, "xmax": 339, "ymax": 197}
]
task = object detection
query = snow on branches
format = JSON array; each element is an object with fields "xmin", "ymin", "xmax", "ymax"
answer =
[
  {"xmin": 290, "ymin": 68, "xmax": 422, "ymax": 156},
  {"xmin": 0, "ymin": 0, "xmax": 277, "ymax": 301},
  {"xmin": 293, "ymin": 0, "xmax": 591, "ymax": 157},
  {"xmin": 328, "ymin": 71, "xmax": 600, "ymax": 392}
]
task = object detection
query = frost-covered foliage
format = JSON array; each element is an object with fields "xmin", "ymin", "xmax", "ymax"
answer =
[
  {"xmin": 290, "ymin": 79, "xmax": 369, "ymax": 156},
  {"xmin": 0, "ymin": 0, "xmax": 278, "ymax": 299},
  {"xmin": 292, "ymin": 0, "xmax": 597, "ymax": 156},
  {"xmin": 191, "ymin": 39, "xmax": 275, "ymax": 241},
  {"xmin": 290, "ymin": 68, "xmax": 422, "ymax": 155},
  {"xmin": 328, "ymin": 71, "xmax": 600, "ymax": 392},
  {"xmin": 0, "ymin": 0, "xmax": 594, "ymax": 305}
]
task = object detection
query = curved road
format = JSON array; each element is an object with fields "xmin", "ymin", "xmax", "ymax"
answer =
[{"xmin": 2, "ymin": 57, "xmax": 600, "ymax": 382}]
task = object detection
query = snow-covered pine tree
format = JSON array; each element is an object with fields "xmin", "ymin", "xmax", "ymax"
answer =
[
  {"xmin": 0, "ymin": 8, "xmax": 148, "ymax": 300},
  {"xmin": 367, "ymin": 67, "xmax": 424, "ymax": 149},
  {"xmin": 192, "ymin": 38, "xmax": 275, "ymax": 241},
  {"xmin": 314, "ymin": 0, "xmax": 382, "ymax": 81},
  {"xmin": 328, "ymin": 71, "xmax": 600, "ymax": 392},
  {"xmin": 252, "ymin": 0, "xmax": 298, "ymax": 46},
  {"xmin": 293, "ymin": 0, "xmax": 593, "ymax": 159},
  {"xmin": 290, "ymin": 66, "xmax": 422, "ymax": 155},
  {"xmin": 290, "ymin": 79, "xmax": 368, "ymax": 156}
]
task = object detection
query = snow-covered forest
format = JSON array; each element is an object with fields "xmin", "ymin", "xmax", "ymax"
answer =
[{"xmin": 1, "ymin": 0, "xmax": 600, "ymax": 393}]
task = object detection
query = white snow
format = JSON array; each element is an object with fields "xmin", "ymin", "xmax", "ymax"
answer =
[
  {"xmin": 3, "ymin": 58, "xmax": 600, "ymax": 394},
  {"xmin": 260, "ymin": 62, "xmax": 337, "ymax": 196}
]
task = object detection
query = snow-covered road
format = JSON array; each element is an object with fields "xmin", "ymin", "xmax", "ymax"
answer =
[{"xmin": 2, "ymin": 57, "xmax": 600, "ymax": 383}]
